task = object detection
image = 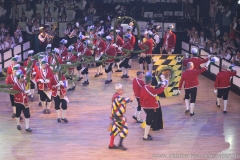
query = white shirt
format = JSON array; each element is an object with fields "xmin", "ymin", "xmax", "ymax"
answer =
[{"xmin": 154, "ymin": 34, "xmax": 160, "ymax": 44}]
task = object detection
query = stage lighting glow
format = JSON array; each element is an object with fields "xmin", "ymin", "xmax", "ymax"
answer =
[{"xmin": 238, "ymin": 0, "xmax": 240, "ymax": 4}]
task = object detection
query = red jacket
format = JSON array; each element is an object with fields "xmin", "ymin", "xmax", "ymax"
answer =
[
  {"xmin": 58, "ymin": 46, "xmax": 68, "ymax": 58},
  {"xmin": 132, "ymin": 78, "xmax": 145, "ymax": 98},
  {"xmin": 23, "ymin": 59, "xmax": 36, "ymax": 68},
  {"xmin": 82, "ymin": 48, "xmax": 92, "ymax": 57},
  {"xmin": 122, "ymin": 41, "xmax": 132, "ymax": 58},
  {"xmin": 163, "ymin": 32, "xmax": 176, "ymax": 50},
  {"xmin": 140, "ymin": 85, "xmax": 164, "ymax": 109},
  {"xmin": 116, "ymin": 35, "xmax": 124, "ymax": 53},
  {"xmin": 7, "ymin": 65, "xmax": 26, "ymax": 75},
  {"xmin": 95, "ymin": 39, "xmax": 106, "ymax": 56},
  {"xmin": 75, "ymin": 41, "xmax": 84, "ymax": 53},
  {"xmin": 214, "ymin": 70, "xmax": 237, "ymax": 89},
  {"xmin": 105, "ymin": 45, "xmax": 116, "ymax": 63},
  {"xmin": 90, "ymin": 33, "xmax": 97, "ymax": 45},
  {"xmin": 49, "ymin": 55, "xmax": 63, "ymax": 65},
  {"xmin": 6, "ymin": 74, "xmax": 16, "ymax": 95},
  {"xmin": 13, "ymin": 81, "xmax": 29, "ymax": 106},
  {"xmin": 139, "ymin": 38, "xmax": 153, "ymax": 54},
  {"xmin": 179, "ymin": 67, "xmax": 207, "ymax": 90},
  {"xmin": 63, "ymin": 54, "xmax": 77, "ymax": 72},
  {"xmin": 35, "ymin": 68, "xmax": 54, "ymax": 90},
  {"xmin": 130, "ymin": 33, "xmax": 135, "ymax": 50},
  {"xmin": 183, "ymin": 57, "xmax": 209, "ymax": 70},
  {"xmin": 49, "ymin": 74, "xmax": 67, "ymax": 97}
]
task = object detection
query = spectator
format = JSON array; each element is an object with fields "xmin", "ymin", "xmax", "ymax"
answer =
[
  {"xmin": 222, "ymin": 47, "xmax": 233, "ymax": 61},
  {"xmin": 32, "ymin": 20, "xmax": 40, "ymax": 52},
  {"xmin": 45, "ymin": 13, "xmax": 54, "ymax": 24},
  {"xmin": 222, "ymin": 31, "xmax": 229, "ymax": 42},
  {"xmin": 0, "ymin": 31, "xmax": 4, "ymax": 43},
  {"xmin": 68, "ymin": 0, "xmax": 76, "ymax": 9},
  {"xmin": 236, "ymin": 18, "xmax": 240, "ymax": 33},
  {"xmin": 222, "ymin": 6, "xmax": 231, "ymax": 32},
  {"xmin": 79, "ymin": 0, "xmax": 87, "ymax": 11},
  {"xmin": 216, "ymin": 1, "xmax": 224, "ymax": 25},
  {"xmin": 210, "ymin": 41, "xmax": 219, "ymax": 55},
  {"xmin": 3, "ymin": 0, "xmax": 12, "ymax": 19},
  {"xmin": 229, "ymin": 23, "xmax": 235, "ymax": 40},
  {"xmin": 74, "ymin": 6, "xmax": 83, "ymax": 21},
  {"xmin": 26, "ymin": 19, "xmax": 33, "ymax": 48},
  {"xmin": 211, "ymin": 29, "xmax": 216, "ymax": 42},
  {"xmin": 222, "ymin": 41, "xmax": 228, "ymax": 52},
  {"xmin": 214, "ymin": 23, "xmax": 220, "ymax": 38},
  {"xmin": 53, "ymin": 1, "xmax": 59, "ymax": 13},
  {"xmin": 64, "ymin": 23, "xmax": 73, "ymax": 38},
  {"xmin": 58, "ymin": 13, "xmax": 68, "ymax": 22},
  {"xmin": 187, "ymin": 26, "xmax": 198, "ymax": 39},
  {"xmin": 4, "ymin": 33, "xmax": 15, "ymax": 48},
  {"xmin": 19, "ymin": 12, "xmax": 28, "ymax": 22},
  {"xmin": 203, "ymin": 38, "xmax": 213, "ymax": 52},
  {"xmin": 189, "ymin": 33, "xmax": 200, "ymax": 46},
  {"xmin": 88, "ymin": 3, "xmax": 96, "ymax": 15},
  {"xmin": 228, "ymin": 40, "xmax": 236, "ymax": 50},
  {"xmin": 58, "ymin": 3, "xmax": 66, "ymax": 16},
  {"xmin": 199, "ymin": 31, "xmax": 207, "ymax": 47},
  {"xmin": 0, "ymin": 23, "xmax": 9, "ymax": 35},
  {"xmin": 209, "ymin": 0, "xmax": 218, "ymax": 21},
  {"xmin": 33, "ymin": 13, "xmax": 43, "ymax": 26},
  {"xmin": 79, "ymin": 20, "xmax": 87, "ymax": 35},
  {"xmin": 216, "ymin": 38, "xmax": 221, "ymax": 48},
  {"xmin": 14, "ymin": 25, "xmax": 23, "ymax": 44},
  {"xmin": 233, "ymin": 50, "xmax": 240, "ymax": 66},
  {"xmin": 43, "ymin": 3, "xmax": 51, "ymax": 18},
  {"xmin": 235, "ymin": 36, "xmax": 240, "ymax": 48}
]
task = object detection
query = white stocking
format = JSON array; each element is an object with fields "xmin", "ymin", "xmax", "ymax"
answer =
[
  {"xmin": 185, "ymin": 99, "xmax": 190, "ymax": 110},
  {"xmin": 190, "ymin": 103, "xmax": 195, "ymax": 114},
  {"xmin": 224, "ymin": 100, "xmax": 228, "ymax": 111},
  {"xmin": 16, "ymin": 117, "xmax": 20, "ymax": 125},
  {"xmin": 25, "ymin": 118, "xmax": 30, "ymax": 129},
  {"xmin": 42, "ymin": 101, "xmax": 46, "ymax": 110},
  {"xmin": 144, "ymin": 125, "xmax": 151, "ymax": 139},
  {"xmin": 62, "ymin": 110, "xmax": 66, "ymax": 119},
  {"xmin": 126, "ymin": 69, "xmax": 129, "ymax": 75},
  {"xmin": 12, "ymin": 106, "xmax": 16, "ymax": 114},
  {"xmin": 47, "ymin": 101, "xmax": 51, "ymax": 109},
  {"xmin": 148, "ymin": 64, "xmax": 153, "ymax": 73},
  {"xmin": 56, "ymin": 110, "xmax": 60, "ymax": 118},
  {"xmin": 99, "ymin": 65, "xmax": 102, "ymax": 73},
  {"xmin": 217, "ymin": 98, "xmax": 220, "ymax": 106},
  {"xmin": 140, "ymin": 64, "xmax": 143, "ymax": 73}
]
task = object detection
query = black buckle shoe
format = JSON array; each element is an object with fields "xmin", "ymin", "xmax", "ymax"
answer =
[
  {"xmin": 46, "ymin": 109, "xmax": 51, "ymax": 114},
  {"xmin": 61, "ymin": 118, "xmax": 68, "ymax": 123},
  {"xmin": 115, "ymin": 69, "xmax": 122, "ymax": 72},
  {"xmin": 132, "ymin": 115, "xmax": 137, "ymax": 121},
  {"xmin": 17, "ymin": 125, "xmax": 21, "ymax": 130},
  {"xmin": 94, "ymin": 74, "xmax": 99, "ymax": 77},
  {"xmin": 118, "ymin": 145, "xmax": 127, "ymax": 150},
  {"xmin": 190, "ymin": 112, "xmax": 195, "ymax": 116},
  {"xmin": 43, "ymin": 109, "xmax": 47, "ymax": 114},
  {"xmin": 20, "ymin": 116, "xmax": 23, "ymax": 120},
  {"xmin": 26, "ymin": 128, "xmax": 32, "ymax": 132},
  {"xmin": 185, "ymin": 109, "xmax": 190, "ymax": 114},
  {"xmin": 71, "ymin": 85, "xmax": 76, "ymax": 91},
  {"xmin": 223, "ymin": 111, "xmax": 227, "ymax": 114},
  {"xmin": 125, "ymin": 75, "xmax": 129, "ymax": 78},
  {"xmin": 57, "ymin": 118, "xmax": 61, "ymax": 123},
  {"xmin": 77, "ymin": 77, "xmax": 83, "ymax": 81},
  {"xmin": 143, "ymin": 136, "xmax": 153, "ymax": 141},
  {"xmin": 109, "ymin": 145, "xmax": 118, "ymax": 149},
  {"xmin": 99, "ymin": 73, "xmax": 103, "ymax": 75},
  {"xmin": 82, "ymin": 81, "xmax": 89, "ymax": 85},
  {"xmin": 121, "ymin": 75, "xmax": 126, "ymax": 79},
  {"xmin": 67, "ymin": 88, "xmax": 73, "ymax": 91}
]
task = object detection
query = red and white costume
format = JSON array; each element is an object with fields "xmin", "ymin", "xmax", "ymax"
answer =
[
  {"xmin": 58, "ymin": 46, "xmax": 68, "ymax": 58},
  {"xmin": 183, "ymin": 57, "xmax": 209, "ymax": 70},
  {"xmin": 132, "ymin": 78, "xmax": 145, "ymax": 98},
  {"xmin": 162, "ymin": 31, "xmax": 176, "ymax": 51}
]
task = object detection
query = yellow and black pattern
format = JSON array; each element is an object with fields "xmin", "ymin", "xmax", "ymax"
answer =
[
  {"xmin": 152, "ymin": 55, "xmax": 183, "ymax": 97},
  {"xmin": 110, "ymin": 96, "xmax": 130, "ymax": 138}
]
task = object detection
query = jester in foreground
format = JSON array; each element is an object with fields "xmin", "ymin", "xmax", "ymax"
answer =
[{"xmin": 108, "ymin": 83, "xmax": 134, "ymax": 150}]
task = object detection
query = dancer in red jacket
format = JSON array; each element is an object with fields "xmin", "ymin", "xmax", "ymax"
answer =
[
  {"xmin": 140, "ymin": 72, "xmax": 167, "ymax": 140},
  {"xmin": 214, "ymin": 64, "xmax": 237, "ymax": 114},
  {"xmin": 162, "ymin": 25, "xmax": 176, "ymax": 54},
  {"xmin": 178, "ymin": 61, "xmax": 209, "ymax": 116},
  {"xmin": 132, "ymin": 71, "xmax": 145, "ymax": 123}
]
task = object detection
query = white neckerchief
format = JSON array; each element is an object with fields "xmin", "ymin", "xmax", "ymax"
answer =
[
  {"xmin": 41, "ymin": 68, "xmax": 48, "ymax": 80},
  {"xmin": 82, "ymin": 48, "xmax": 87, "ymax": 55},
  {"xmin": 16, "ymin": 80, "xmax": 25, "ymax": 92},
  {"xmin": 67, "ymin": 54, "xmax": 73, "ymax": 60},
  {"xmin": 106, "ymin": 44, "xmax": 110, "ymax": 52},
  {"xmin": 77, "ymin": 42, "xmax": 82, "ymax": 49}
]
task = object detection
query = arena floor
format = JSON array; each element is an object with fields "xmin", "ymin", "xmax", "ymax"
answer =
[{"xmin": 0, "ymin": 60, "xmax": 240, "ymax": 160}]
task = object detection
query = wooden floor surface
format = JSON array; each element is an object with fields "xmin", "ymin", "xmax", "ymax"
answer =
[{"xmin": 0, "ymin": 59, "xmax": 240, "ymax": 160}]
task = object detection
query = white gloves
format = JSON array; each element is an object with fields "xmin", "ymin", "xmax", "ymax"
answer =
[
  {"xmin": 32, "ymin": 72, "xmax": 36, "ymax": 75},
  {"xmin": 162, "ymin": 80, "xmax": 169, "ymax": 87},
  {"xmin": 77, "ymin": 52, "xmax": 82, "ymax": 56},
  {"xmin": 24, "ymin": 67, "xmax": 27, "ymax": 71},
  {"xmin": 59, "ymin": 80, "xmax": 64, "ymax": 86},
  {"xmin": 67, "ymin": 62, "xmax": 71, "ymax": 65},
  {"xmin": 208, "ymin": 54, "xmax": 211, "ymax": 58},
  {"xmin": 45, "ymin": 79, "xmax": 50, "ymax": 83},
  {"xmin": 118, "ymin": 47, "xmax": 122, "ymax": 51},
  {"xmin": 214, "ymin": 89, "xmax": 217, "ymax": 94},
  {"xmin": 171, "ymin": 49, "xmax": 174, "ymax": 53},
  {"xmin": 55, "ymin": 83, "xmax": 60, "ymax": 87},
  {"xmin": 100, "ymin": 52, "xmax": 104, "ymax": 55},
  {"xmin": 96, "ymin": 48, "xmax": 100, "ymax": 51},
  {"xmin": 178, "ymin": 90, "xmax": 181, "ymax": 94},
  {"xmin": 38, "ymin": 79, "xmax": 44, "ymax": 83},
  {"xmin": 232, "ymin": 67, "xmax": 236, "ymax": 71},
  {"xmin": 113, "ymin": 43, "xmax": 117, "ymax": 47},
  {"xmin": 138, "ymin": 40, "xmax": 141, "ymax": 44},
  {"xmin": 92, "ymin": 46, "xmax": 96, "ymax": 49},
  {"xmin": 205, "ymin": 60, "xmax": 210, "ymax": 68},
  {"xmin": 185, "ymin": 53, "xmax": 189, "ymax": 58},
  {"xmin": 85, "ymin": 36, "xmax": 90, "ymax": 38}
]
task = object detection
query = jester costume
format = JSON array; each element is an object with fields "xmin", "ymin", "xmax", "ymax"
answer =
[{"xmin": 109, "ymin": 92, "xmax": 132, "ymax": 150}]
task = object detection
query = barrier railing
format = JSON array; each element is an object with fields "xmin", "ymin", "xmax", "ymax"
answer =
[
  {"xmin": 0, "ymin": 41, "xmax": 31, "ymax": 72},
  {"xmin": 181, "ymin": 41, "xmax": 240, "ymax": 95}
]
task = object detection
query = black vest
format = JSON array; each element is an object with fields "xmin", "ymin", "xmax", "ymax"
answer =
[
  {"xmin": 27, "ymin": 24, "xmax": 33, "ymax": 34},
  {"xmin": 20, "ymin": 17, "xmax": 27, "ymax": 22}
]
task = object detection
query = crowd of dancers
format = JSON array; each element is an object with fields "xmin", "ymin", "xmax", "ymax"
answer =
[{"xmin": 3, "ymin": 22, "xmax": 237, "ymax": 151}]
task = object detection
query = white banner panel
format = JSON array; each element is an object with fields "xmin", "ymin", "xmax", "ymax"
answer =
[
  {"xmin": 234, "ymin": 66, "xmax": 240, "ymax": 77},
  {"xmin": 19, "ymin": 22, "xmax": 26, "ymax": 31},
  {"xmin": 4, "ymin": 59, "xmax": 12, "ymax": 69},
  {"xmin": 23, "ymin": 41, "xmax": 30, "ymax": 51},
  {"xmin": 4, "ymin": 50, "xmax": 12, "ymax": 60},
  {"xmin": 222, "ymin": 59, "xmax": 231, "ymax": 68},
  {"xmin": 182, "ymin": 49, "xmax": 188, "ymax": 55},
  {"xmin": 13, "ymin": 45, "xmax": 21, "ymax": 55},
  {"xmin": 210, "ymin": 64, "xmax": 219, "ymax": 75},
  {"xmin": 182, "ymin": 42, "xmax": 189, "ymax": 52},
  {"xmin": 23, "ymin": 51, "xmax": 29, "ymax": 60},
  {"xmin": 233, "ymin": 76, "xmax": 240, "ymax": 87},
  {"xmin": 59, "ymin": 22, "xmax": 68, "ymax": 38}
]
